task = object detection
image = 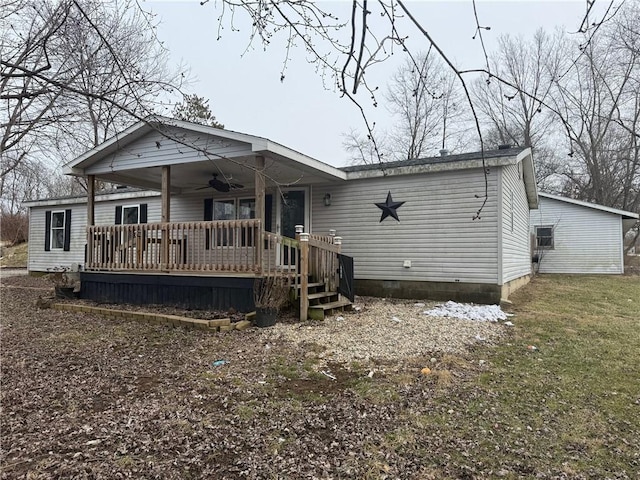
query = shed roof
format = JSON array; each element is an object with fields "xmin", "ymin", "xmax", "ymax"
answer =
[{"xmin": 539, "ymin": 192, "xmax": 639, "ymax": 220}]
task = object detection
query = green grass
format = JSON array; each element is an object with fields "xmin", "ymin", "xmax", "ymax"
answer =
[{"xmin": 400, "ymin": 275, "xmax": 640, "ymax": 477}]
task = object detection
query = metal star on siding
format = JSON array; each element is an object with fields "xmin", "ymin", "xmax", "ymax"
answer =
[{"xmin": 375, "ymin": 191, "xmax": 405, "ymax": 222}]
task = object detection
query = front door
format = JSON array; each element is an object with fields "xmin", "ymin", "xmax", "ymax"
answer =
[{"xmin": 278, "ymin": 189, "xmax": 307, "ymax": 266}]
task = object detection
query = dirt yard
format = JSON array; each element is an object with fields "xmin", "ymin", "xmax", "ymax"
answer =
[{"xmin": 1, "ymin": 274, "xmax": 638, "ymax": 479}]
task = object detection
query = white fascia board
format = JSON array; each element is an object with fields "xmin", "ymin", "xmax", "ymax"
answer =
[
  {"xmin": 517, "ymin": 148, "xmax": 538, "ymax": 209},
  {"xmin": 23, "ymin": 190, "xmax": 160, "ymax": 208},
  {"xmin": 256, "ymin": 141, "xmax": 347, "ymax": 181},
  {"xmin": 540, "ymin": 192, "xmax": 639, "ymax": 219}
]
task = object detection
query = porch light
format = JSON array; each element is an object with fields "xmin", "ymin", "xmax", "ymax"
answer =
[
  {"xmin": 323, "ymin": 193, "xmax": 332, "ymax": 206},
  {"xmin": 295, "ymin": 224, "xmax": 304, "ymax": 234}
]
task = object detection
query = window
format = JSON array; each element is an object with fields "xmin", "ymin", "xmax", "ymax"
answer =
[
  {"xmin": 535, "ymin": 225, "xmax": 554, "ymax": 249},
  {"xmin": 238, "ymin": 198, "xmax": 256, "ymax": 220},
  {"xmin": 122, "ymin": 205, "xmax": 139, "ymax": 224},
  {"xmin": 115, "ymin": 204, "xmax": 147, "ymax": 224},
  {"xmin": 45, "ymin": 209, "xmax": 71, "ymax": 252},
  {"xmin": 239, "ymin": 198, "xmax": 256, "ymax": 246},
  {"xmin": 51, "ymin": 211, "xmax": 65, "ymax": 249},
  {"xmin": 212, "ymin": 199, "xmax": 235, "ymax": 220},
  {"xmin": 204, "ymin": 197, "xmax": 264, "ymax": 248},
  {"xmin": 210, "ymin": 199, "xmax": 235, "ymax": 246}
]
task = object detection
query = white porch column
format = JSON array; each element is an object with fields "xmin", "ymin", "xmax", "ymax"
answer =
[
  {"xmin": 255, "ymin": 156, "xmax": 266, "ymax": 271},
  {"xmin": 255, "ymin": 156, "xmax": 266, "ymax": 227}
]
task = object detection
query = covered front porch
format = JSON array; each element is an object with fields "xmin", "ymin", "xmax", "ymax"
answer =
[{"xmin": 66, "ymin": 117, "xmax": 351, "ymax": 318}]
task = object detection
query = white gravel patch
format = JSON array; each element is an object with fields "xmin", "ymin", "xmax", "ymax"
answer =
[
  {"xmin": 423, "ymin": 300, "xmax": 513, "ymax": 322},
  {"xmin": 261, "ymin": 297, "xmax": 510, "ymax": 364}
]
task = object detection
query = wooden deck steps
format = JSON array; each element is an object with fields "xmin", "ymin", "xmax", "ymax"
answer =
[
  {"xmin": 291, "ymin": 278, "xmax": 352, "ymax": 320},
  {"xmin": 308, "ymin": 298, "xmax": 353, "ymax": 320}
]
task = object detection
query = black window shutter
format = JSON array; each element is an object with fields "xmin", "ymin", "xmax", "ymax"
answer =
[
  {"xmin": 265, "ymin": 194, "xmax": 273, "ymax": 232},
  {"xmin": 63, "ymin": 209, "xmax": 72, "ymax": 251},
  {"xmin": 140, "ymin": 203, "xmax": 148, "ymax": 223},
  {"xmin": 204, "ymin": 198, "xmax": 213, "ymax": 249},
  {"xmin": 115, "ymin": 205, "xmax": 123, "ymax": 224},
  {"xmin": 204, "ymin": 198, "xmax": 213, "ymax": 221},
  {"xmin": 44, "ymin": 210, "xmax": 52, "ymax": 251}
]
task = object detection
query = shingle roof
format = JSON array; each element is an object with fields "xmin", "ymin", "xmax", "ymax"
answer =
[{"xmin": 340, "ymin": 147, "xmax": 528, "ymax": 172}]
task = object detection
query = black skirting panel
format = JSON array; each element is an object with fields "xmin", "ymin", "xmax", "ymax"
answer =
[{"xmin": 80, "ymin": 272, "xmax": 255, "ymax": 311}]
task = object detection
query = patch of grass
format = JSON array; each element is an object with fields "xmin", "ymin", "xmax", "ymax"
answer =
[
  {"xmin": 349, "ymin": 377, "xmax": 402, "ymax": 403},
  {"xmin": 407, "ymin": 275, "xmax": 640, "ymax": 477},
  {"xmin": 0, "ymin": 241, "xmax": 28, "ymax": 268}
]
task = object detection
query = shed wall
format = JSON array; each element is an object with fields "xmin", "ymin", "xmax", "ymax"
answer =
[
  {"xmin": 530, "ymin": 196, "xmax": 623, "ymax": 274},
  {"xmin": 311, "ymin": 167, "xmax": 499, "ymax": 284}
]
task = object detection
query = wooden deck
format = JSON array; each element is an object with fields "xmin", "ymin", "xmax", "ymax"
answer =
[
  {"xmin": 85, "ymin": 220, "xmax": 347, "ymax": 319},
  {"xmin": 86, "ymin": 220, "xmax": 298, "ymax": 276}
]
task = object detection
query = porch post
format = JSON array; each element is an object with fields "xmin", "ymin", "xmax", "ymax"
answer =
[
  {"xmin": 87, "ymin": 175, "xmax": 95, "ymax": 268},
  {"xmin": 87, "ymin": 175, "xmax": 95, "ymax": 226},
  {"xmin": 161, "ymin": 166, "xmax": 171, "ymax": 222},
  {"xmin": 299, "ymin": 232, "xmax": 309, "ymax": 321},
  {"xmin": 161, "ymin": 166, "xmax": 170, "ymax": 268},
  {"xmin": 255, "ymin": 155, "xmax": 265, "ymax": 272}
]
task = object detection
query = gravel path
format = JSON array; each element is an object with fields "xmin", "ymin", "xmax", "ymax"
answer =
[{"xmin": 262, "ymin": 297, "xmax": 508, "ymax": 364}]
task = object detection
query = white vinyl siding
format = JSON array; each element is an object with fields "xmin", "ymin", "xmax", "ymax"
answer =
[
  {"xmin": 28, "ymin": 197, "xmax": 160, "ymax": 272},
  {"xmin": 530, "ymin": 196, "xmax": 624, "ymax": 274},
  {"xmin": 312, "ymin": 167, "xmax": 499, "ymax": 284},
  {"xmin": 500, "ymin": 164, "xmax": 532, "ymax": 284},
  {"xmin": 28, "ymin": 207, "xmax": 86, "ymax": 272},
  {"xmin": 85, "ymin": 128, "xmax": 253, "ymax": 175}
]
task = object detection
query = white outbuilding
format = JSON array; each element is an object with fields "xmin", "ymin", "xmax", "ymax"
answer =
[{"xmin": 530, "ymin": 193, "xmax": 639, "ymax": 274}]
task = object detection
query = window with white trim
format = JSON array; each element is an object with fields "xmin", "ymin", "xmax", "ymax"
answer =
[{"xmin": 51, "ymin": 211, "xmax": 65, "ymax": 249}]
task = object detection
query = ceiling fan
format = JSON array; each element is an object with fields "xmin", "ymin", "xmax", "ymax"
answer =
[{"xmin": 198, "ymin": 173, "xmax": 244, "ymax": 193}]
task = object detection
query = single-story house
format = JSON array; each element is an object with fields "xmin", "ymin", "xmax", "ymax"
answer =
[
  {"xmin": 24, "ymin": 117, "xmax": 538, "ymax": 315},
  {"xmin": 530, "ymin": 192, "xmax": 639, "ymax": 274}
]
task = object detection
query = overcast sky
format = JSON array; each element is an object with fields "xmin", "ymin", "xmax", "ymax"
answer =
[{"xmin": 148, "ymin": 1, "xmax": 601, "ymax": 167}]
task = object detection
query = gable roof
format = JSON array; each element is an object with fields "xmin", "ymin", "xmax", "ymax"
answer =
[
  {"xmin": 539, "ymin": 192, "xmax": 639, "ymax": 220},
  {"xmin": 65, "ymin": 116, "xmax": 347, "ymax": 182}
]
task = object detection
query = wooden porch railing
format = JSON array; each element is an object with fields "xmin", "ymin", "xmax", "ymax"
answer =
[
  {"xmin": 307, "ymin": 235, "xmax": 341, "ymax": 292},
  {"xmin": 86, "ymin": 220, "xmax": 307, "ymax": 279},
  {"xmin": 87, "ymin": 220, "xmax": 265, "ymax": 273}
]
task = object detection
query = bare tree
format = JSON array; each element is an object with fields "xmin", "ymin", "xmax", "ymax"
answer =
[
  {"xmin": 551, "ymin": 3, "xmax": 640, "ymax": 213},
  {"xmin": 385, "ymin": 51, "xmax": 466, "ymax": 161},
  {"xmin": 1, "ymin": 0, "xmax": 183, "ymax": 211},
  {"xmin": 471, "ymin": 29, "xmax": 568, "ymax": 187},
  {"xmin": 344, "ymin": 51, "xmax": 467, "ymax": 165}
]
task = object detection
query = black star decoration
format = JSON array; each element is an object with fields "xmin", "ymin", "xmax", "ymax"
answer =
[{"xmin": 375, "ymin": 191, "xmax": 405, "ymax": 222}]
